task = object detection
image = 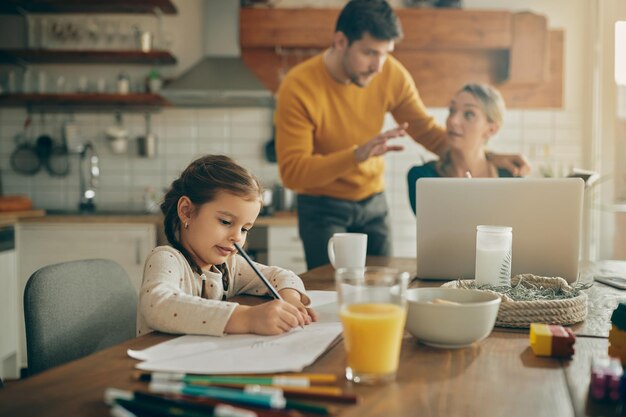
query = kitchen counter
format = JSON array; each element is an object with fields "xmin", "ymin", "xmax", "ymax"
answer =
[
  {"xmin": 0, "ymin": 210, "xmax": 46, "ymax": 227},
  {"xmin": 255, "ymin": 212, "xmax": 298, "ymax": 226},
  {"xmin": 20, "ymin": 213, "xmax": 163, "ymax": 224},
  {"xmin": 16, "ymin": 210, "xmax": 298, "ymax": 226}
]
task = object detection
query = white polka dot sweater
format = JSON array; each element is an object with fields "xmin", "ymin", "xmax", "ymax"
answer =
[{"xmin": 137, "ymin": 245, "xmax": 310, "ymax": 337}]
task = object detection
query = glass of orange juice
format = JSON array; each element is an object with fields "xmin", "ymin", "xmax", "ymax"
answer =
[{"xmin": 336, "ymin": 266, "xmax": 409, "ymax": 384}]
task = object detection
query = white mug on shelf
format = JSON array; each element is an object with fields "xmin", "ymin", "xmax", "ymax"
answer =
[{"xmin": 327, "ymin": 233, "xmax": 367, "ymax": 270}]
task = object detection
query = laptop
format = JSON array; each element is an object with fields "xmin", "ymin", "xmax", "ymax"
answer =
[{"xmin": 414, "ymin": 178, "xmax": 584, "ymax": 283}]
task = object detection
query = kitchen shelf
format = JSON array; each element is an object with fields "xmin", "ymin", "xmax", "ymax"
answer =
[
  {"xmin": 0, "ymin": 93, "xmax": 171, "ymax": 109},
  {"xmin": 0, "ymin": 49, "xmax": 177, "ymax": 65},
  {"xmin": 240, "ymin": 8, "xmax": 563, "ymax": 108},
  {"xmin": 0, "ymin": 0, "xmax": 177, "ymax": 15}
]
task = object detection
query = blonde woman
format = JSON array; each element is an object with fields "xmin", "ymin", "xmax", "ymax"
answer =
[{"xmin": 407, "ymin": 83, "xmax": 516, "ymax": 214}]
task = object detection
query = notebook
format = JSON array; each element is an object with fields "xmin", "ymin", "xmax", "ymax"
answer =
[{"xmin": 414, "ymin": 178, "xmax": 584, "ymax": 283}]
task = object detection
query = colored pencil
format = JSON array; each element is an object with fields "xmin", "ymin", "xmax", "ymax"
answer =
[
  {"xmin": 150, "ymin": 381, "xmax": 286, "ymax": 409},
  {"xmin": 245, "ymin": 385, "xmax": 357, "ymax": 404},
  {"xmin": 135, "ymin": 371, "xmax": 338, "ymax": 384},
  {"xmin": 152, "ymin": 373, "xmax": 312, "ymax": 387},
  {"xmin": 222, "ymin": 373, "xmax": 337, "ymax": 384},
  {"xmin": 134, "ymin": 372, "xmax": 355, "ymax": 403},
  {"xmin": 106, "ymin": 389, "xmax": 307, "ymax": 417},
  {"xmin": 234, "ymin": 242, "xmax": 282, "ymax": 300},
  {"xmin": 172, "ymin": 393, "xmax": 307, "ymax": 417},
  {"xmin": 114, "ymin": 397, "xmax": 211, "ymax": 417},
  {"xmin": 218, "ymin": 383, "xmax": 342, "ymax": 396},
  {"xmin": 285, "ymin": 399, "xmax": 334, "ymax": 416}
]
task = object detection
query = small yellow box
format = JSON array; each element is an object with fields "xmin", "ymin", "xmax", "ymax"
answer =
[
  {"xmin": 530, "ymin": 323, "xmax": 552, "ymax": 356},
  {"xmin": 608, "ymin": 344, "xmax": 626, "ymax": 365},
  {"xmin": 530, "ymin": 323, "xmax": 575, "ymax": 357},
  {"xmin": 609, "ymin": 325, "xmax": 626, "ymax": 348}
]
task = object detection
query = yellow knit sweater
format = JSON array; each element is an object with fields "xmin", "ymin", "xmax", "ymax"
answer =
[{"xmin": 275, "ymin": 53, "xmax": 447, "ymax": 201}]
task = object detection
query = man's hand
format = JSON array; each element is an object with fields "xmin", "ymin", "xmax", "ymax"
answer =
[
  {"xmin": 354, "ymin": 123, "xmax": 408, "ymax": 163},
  {"xmin": 487, "ymin": 152, "xmax": 531, "ymax": 177}
]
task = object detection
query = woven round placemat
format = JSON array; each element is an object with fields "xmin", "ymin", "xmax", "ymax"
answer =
[{"xmin": 441, "ymin": 274, "xmax": 588, "ymax": 328}]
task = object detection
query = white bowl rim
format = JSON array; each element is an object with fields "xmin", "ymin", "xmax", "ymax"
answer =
[{"xmin": 406, "ymin": 287, "xmax": 501, "ymax": 308}]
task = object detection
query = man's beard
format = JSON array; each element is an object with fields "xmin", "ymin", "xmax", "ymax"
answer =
[{"xmin": 342, "ymin": 56, "xmax": 373, "ymax": 88}]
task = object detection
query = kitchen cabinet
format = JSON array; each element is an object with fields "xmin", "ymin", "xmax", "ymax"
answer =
[
  {"xmin": 267, "ymin": 225, "xmax": 307, "ymax": 275},
  {"xmin": 240, "ymin": 8, "xmax": 563, "ymax": 108},
  {"xmin": 0, "ymin": 49, "xmax": 177, "ymax": 65},
  {"xmin": 0, "ymin": 1, "xmax": 177, "ymax": 110},
  {"xmin": 247, "ymin": 223, "xmax": 307, "ymax": 275},
  {"xmin": 0, "ymin": 226, "xmax": 18, "ymax": 380},
  {"xmin": 0, "ymin": 93, "xmax": 170, "ymax": 108},
  {"xmin": 16, "ymin": 221, "xmax": 156, "ymax": 370},
  {"xmin": 0, "ymin": 51, "xmax": 176, "ymax": 109},
  {"xmin": 0, "ymin": 0, "xmax": 177, "ymax": 15}
]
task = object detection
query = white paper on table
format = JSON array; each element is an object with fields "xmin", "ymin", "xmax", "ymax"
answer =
[
  {"xmin": 128, "ymin": 290, "xmax": 342, "ymax": 374},
  {"xmin": 307, "ymin": 290, "xmax": 339, "ymax": 323},
  {"xmin": 131, "ymin": 322, "xmax": 342, "ymax": 374}
]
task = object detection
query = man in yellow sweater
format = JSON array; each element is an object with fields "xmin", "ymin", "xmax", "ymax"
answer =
[{"xmin": 275, "ymin": 0, "xmax": 529, "ymax": 269}]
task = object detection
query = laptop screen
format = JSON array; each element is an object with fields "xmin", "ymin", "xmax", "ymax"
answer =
[{"xmin": 414, "ymin": 178, "xmax": 584, "ymax": 283}]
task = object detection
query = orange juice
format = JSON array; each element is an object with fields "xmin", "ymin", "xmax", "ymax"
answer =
[{"xmin": 339, "ymin": 303, "xmax": 407, "ymax": 375}]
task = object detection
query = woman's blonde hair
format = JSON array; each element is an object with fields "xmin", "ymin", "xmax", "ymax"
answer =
[{"xmin": 459, "ymin": 83, "xmax": 506, "ymax": 127}]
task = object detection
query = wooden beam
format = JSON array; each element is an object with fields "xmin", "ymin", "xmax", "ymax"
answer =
[
  {"xmin": 395, "ymin": 9, "xmax": 512, "ymax": 50},
  {"xmin": 508, "ymin": 12, "xmax": 549, "ymax": 83},
  {"xmin": 393, "ymin": 49, "xmax": 509, "ymax": 106},
  {"xmin": 240, "ymin": 9, "xmax": 563, "ymax": 108},
  {"xmin": 240, "ymin": 8, "xmax": 512, "ymax": 50},
  {"xmin": 500, "ymin": 30, "xmax": 564, "ymax": 108},
  {"xmin": 240, "ymin": 8, "xmax": 337, "ymax": 48}
]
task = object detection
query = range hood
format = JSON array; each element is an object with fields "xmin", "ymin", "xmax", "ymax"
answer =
[{"xmin": 161, "ymin": 1, "xmax": 274, "ymax": 107}]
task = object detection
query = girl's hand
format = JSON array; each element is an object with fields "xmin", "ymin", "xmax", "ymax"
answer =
[
  {"xmin": 279, "ymin": 288, "xmax": 317, "ymax": 324},
  {"xmin": 225, "ymin": 301, "xmax": 305, "ymax": 335}
]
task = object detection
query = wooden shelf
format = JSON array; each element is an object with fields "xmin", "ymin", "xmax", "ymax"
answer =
[
  {"xmin": 0, "ymin": 0, "xmax": 177, "ymax": 15},
  {"xmin": 0, "ymin": 93, "xmax": 171, "ymax": 108},
  {"xmin": 241, "ymin": 8, "xmax": 513, "ymax": 50},
  {"xmin": 0, "ymin": 49, "xmax": 177, "ymax": 65},
  {"xmin": 240, "ymin": 8, "xmax": 563, "ymax": 108}
]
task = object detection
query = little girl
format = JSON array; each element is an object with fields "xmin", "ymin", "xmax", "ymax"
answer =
[{"xmin": 138, "ymin": 155, "xmax": 316, "ymax": 337}]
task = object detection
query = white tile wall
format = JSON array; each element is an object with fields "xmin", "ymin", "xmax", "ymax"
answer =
[
  {"xmin": 0, "ymin": 107, "xmax": 278, "ymax": 212},
  {"xmin": 0, "ymin": 105, "xmax": 584, "ymax": 259}
]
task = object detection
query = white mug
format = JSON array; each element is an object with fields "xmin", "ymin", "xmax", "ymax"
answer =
[{"xmin": 327, "ymin": 233, "xmax": 367, "ymax": 269}]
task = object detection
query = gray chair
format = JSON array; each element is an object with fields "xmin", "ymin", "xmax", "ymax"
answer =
[{"xmin": 23, "ymin": 259, "xmax": 137, "ymax": 375}]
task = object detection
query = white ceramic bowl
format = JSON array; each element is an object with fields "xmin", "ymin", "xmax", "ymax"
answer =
[{"xmin": 405, "ymin": 288, "xmax": 501, "ymax": 348}]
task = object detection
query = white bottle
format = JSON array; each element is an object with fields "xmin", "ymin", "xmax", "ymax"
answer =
[
  {"xmin": 117, "ymin": 72, "xmax": 130, "ymax": 95},
  {"xmin": 475, "ymin": 225, "xmax": 512, "ymax": 287}
]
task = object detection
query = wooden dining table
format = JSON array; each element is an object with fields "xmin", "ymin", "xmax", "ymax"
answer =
[{"xmin": 1, "ymin": 257, "xmax": 625, "ymax": 417}]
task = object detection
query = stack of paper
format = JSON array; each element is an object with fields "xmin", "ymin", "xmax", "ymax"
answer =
[{"xmin": 128, "ymin": 291, "xmax": 341, "ymax": 374}]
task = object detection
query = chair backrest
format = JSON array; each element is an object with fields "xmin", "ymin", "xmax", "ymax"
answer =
[{"xmin": 24, "ymin": 259, "xmax": 138, "ymax": 375}]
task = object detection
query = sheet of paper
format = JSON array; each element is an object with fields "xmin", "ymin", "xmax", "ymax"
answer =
[
  {"xmin": 308, "ymin": 290, "xmax": 339, "ymax": 323},
  {"xmin": 129, "ymin": 290, "xmax": 343, "ymax": 374},
  {"xmin": 131, "ymin": 322, "xmax": 342, "ymax": 374}
]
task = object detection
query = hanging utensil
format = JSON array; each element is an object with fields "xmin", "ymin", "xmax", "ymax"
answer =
[
  {"xmin": 78, "ymin": 142, "xmax": 99, "ymax": 212},
  {"xmin": 10, "ymin": 116, "xmax": 41, "ymax": 176},
  {"xmin": 45, "ymin": 136, "xmax": 70, "ymax": 177},
  {"xmin": 106, "ymin": 112, "xmax": 129, "ymax": 154},
  {"xmin": 137, "ymin": 112, "xmax": 157, "ymax": 158}
]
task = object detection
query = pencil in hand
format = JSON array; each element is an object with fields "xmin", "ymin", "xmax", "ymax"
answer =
[{"xmin": 234, "ymin": 242, "xmax": 282, "ymax": 300}]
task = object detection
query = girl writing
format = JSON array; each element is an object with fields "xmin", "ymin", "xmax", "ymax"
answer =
[{"xmin": 138, "ymin": 155, "xmax": 316, "ymax": 337}]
